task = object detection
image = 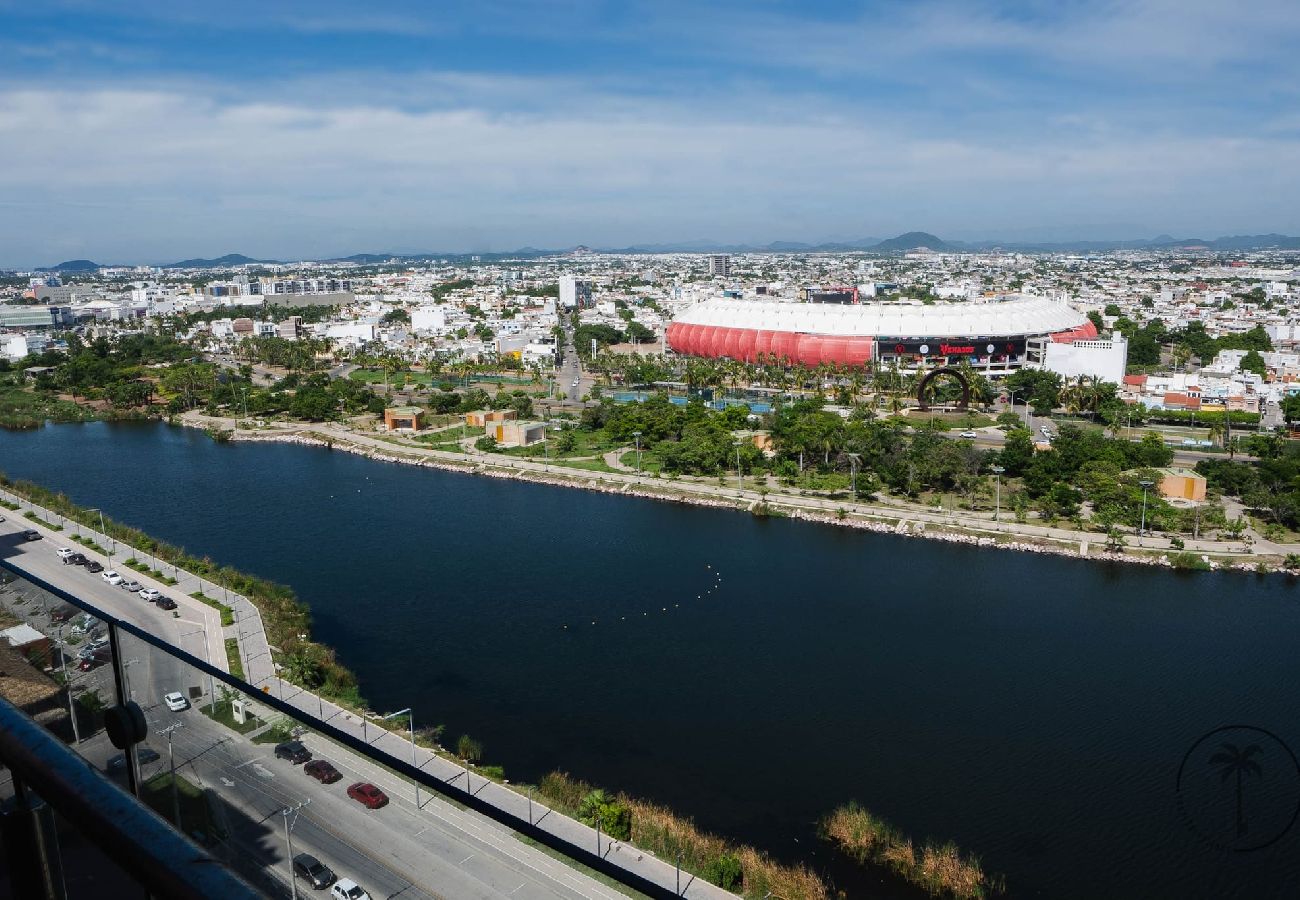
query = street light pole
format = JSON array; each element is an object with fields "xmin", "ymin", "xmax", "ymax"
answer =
[
  {"xmin": 991, "ymin": 465, "xmax": 1005, "ymax": 522},
  {"xmin": 282, "ymin": 799, "xmax": 309, "ymax": 900},
  {"xmin": 159, "ymin": 721, "xmax": 185, "ymax": 829},
  {"xmin": 1138, "ymin": 479, "xmax": 1154, "ymax": 540},
  {"xmin": 55, "ymin": 626, "xmax": 81, "ymax": 744},
  {"xmin": 632, "ymin": 431, "xmax": 642, "ymax": 474},
  {"xmin": 381, "ymin": 708, "xmax": 420, "ymax": 808},
  {"xmin": 847, "ymin": 452, "xmax": 861, "ymax": 498}
]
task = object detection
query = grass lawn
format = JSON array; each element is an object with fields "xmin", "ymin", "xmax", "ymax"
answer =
[
  {"xmin": 225, "ymin": 638, "xmax": 244, "ymax": 680},
  {"xmin": 906, "ymin": 411, "xmax": 997, "ymax": 429},
  {"xmin": 0, "ymin": 385, "xmax": 98, "ymax": 429},
  {"xmin": 141, "ymin": 773, "xmax": 223, "ymax": 844},
  {"xmin": 252, "ymin": 719, "xmax": 297, "ymax": 745},
  {"xmin": 201, "ymin": 699, "xmax": 261, "ymax": 735},
  {"xmin": 619, "ymin": 450, "xmax": 662, "ymax": 474},
  {"xmin": 552, "ymin": 458, "xmax": 621, "ymax": 474}
]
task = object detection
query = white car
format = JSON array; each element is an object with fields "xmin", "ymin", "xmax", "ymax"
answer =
[
  {"xmin": 56, "ymin": 547, "xmax": 76, "ymax": 560},
  {"xmin": 331, "ymin": 879, "xmax": 371, "ymax": 900},
  {"xmin": 959, "ymin": 430, "xmax": 978, "ymax": 438},
  {"xmin": 163, "ymin": 692, "xmax": 190, "ymax": 712},
  {"xmin": 139, "ymin": 588, "xmax": 161, "ymax": 602},
  {"xmin": 101, "ymin": 570, "xmax": 124, "ymax": 585}
]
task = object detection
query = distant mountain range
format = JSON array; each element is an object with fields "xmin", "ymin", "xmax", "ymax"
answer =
[{"xmin": 28, "ymin": 232, "xmax": 1300, "ymax": 272}]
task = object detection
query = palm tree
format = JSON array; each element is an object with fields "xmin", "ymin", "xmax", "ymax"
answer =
[{"xmin": 1209, "ymin": 742, "xmax": 1263, "ymax": 838}]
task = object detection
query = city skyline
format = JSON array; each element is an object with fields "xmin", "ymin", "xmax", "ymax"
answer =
[{"xmin": 3, "ymin": 0, "xmax": 1300, "ymax": 265}]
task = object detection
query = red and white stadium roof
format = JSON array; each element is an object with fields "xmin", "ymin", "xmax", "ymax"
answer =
[{"xmin": 666, "ymin": 295, "xmax": 1095, "ymax": 366}]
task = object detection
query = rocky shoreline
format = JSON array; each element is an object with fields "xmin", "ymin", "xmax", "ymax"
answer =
[{"xmin": 208, "ymin": 423, "xmax": 1282, "ymax": 576}]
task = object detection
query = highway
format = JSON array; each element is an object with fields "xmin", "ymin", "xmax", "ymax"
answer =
[{"xmin": 0, "ymin": 519, "xmax": 630, "ymax": 900}]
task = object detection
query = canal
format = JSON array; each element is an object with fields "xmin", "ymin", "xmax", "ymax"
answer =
[{"xmin": 3, "ymin": 421, "xmax": 1299, "ymax": 898}]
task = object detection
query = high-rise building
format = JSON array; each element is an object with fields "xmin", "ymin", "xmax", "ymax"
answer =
[
  {"xmin": 709, "ymin": 254, "xmax": 731, "ymax": 277},
  {"xmin": 558, "ymin": 275, "xmax": 593, "ymax": 309}
]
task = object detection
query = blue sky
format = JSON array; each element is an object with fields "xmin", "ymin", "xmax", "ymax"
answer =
[{"xmin": 2, "ymin": 0, "xmax": 1299, "ymax": 265}]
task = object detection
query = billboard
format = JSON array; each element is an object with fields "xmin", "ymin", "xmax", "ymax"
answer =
[{"xmin": 877, "ymin": 337, "xmax": 1025, "ymax": 358}]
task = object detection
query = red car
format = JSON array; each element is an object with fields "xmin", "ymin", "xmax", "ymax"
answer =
[
  {"xmin": 304, "ymin": 759, "xmax": 341, "ymax": 784},
  {"xmin": 346, "ymin": 782, "xmax": 388, "ymax": 809}
]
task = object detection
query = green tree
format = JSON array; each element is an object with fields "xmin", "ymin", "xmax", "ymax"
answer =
[{"xmin": 1239, "ymin": 350, "xmax": 1267, "ymax": 376}]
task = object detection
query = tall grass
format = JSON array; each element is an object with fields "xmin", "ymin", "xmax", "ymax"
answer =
[
  {"xmin": 819, "ymin": 802, "xmax": 1002, "ymax": 899},
  {"xmin": 538, "ymin": 772, "xmax": 828, "ymax": 899}
]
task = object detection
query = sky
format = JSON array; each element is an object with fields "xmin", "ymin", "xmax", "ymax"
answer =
[{"xmin": 2, "ymin": 0, "xmax": 1300, "ymax": 266}]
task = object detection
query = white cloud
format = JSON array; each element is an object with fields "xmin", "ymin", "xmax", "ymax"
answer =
[{"xmin": 1, "ymin": 82, "xmax": 1298, "ymax": 264}]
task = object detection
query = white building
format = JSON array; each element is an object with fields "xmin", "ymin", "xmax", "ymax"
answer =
[
  {"xmin": 1041, "ymin": 332, "xmax": 1129, "ymax": 383},
  {"xmin": 1, "ymin": 333, "xmax": 47, "ymax": 362},
  {"xmin": 559, "ymin": 275, "xmax": 592, "ymax": 309},
  {"xmin": 411, "ymin": 306, "xmax": 448, "ymax": 333},
  {"xmin": 709, "ymin": 254, "xmax": 731, "ymax": 277}
]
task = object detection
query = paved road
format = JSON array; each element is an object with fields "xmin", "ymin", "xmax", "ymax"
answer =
[
  {"xmin": 556, "ymin": 325, "xmax": 584, "ymax": 402},
  {"xmin": 0, "ymin": 517, "xmax": 226, "ymax": 686}
]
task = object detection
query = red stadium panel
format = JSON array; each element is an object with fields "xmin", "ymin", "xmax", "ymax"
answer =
[
  {"xmin": 1049, "ymin": 320, "xmax": 1099, "ymax": 343},
  {"xmin": 722, "ymin": 327, "xmax": 742, "ymax": 359},
  {"xmin": 735, "ymin": 328, "xmax": 758, "ymax": 362},
  {"xmin": 771, "ymin": 331, "xmax": 798, "ymax": 362}
]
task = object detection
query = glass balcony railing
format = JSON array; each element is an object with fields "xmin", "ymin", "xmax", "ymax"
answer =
[{"xmin": 0, "ymin": 558, "xmax": 684, "ymax": 900}]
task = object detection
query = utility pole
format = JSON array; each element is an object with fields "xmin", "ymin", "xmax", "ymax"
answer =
[
  {"xmin": 282, "ymin": 799, "xmax": 310, "ymax": 900},
  {"xmin": 381, "ymin": 708, "xmax": 420, "ymax": 808},
  {"xmin": 55, "ymin": 626, "xmax": 81, "ymax": 744},
  {"xmin": 1138, "ymin": 479, "xmax": 1154, "ymax": 540},
  {"xmin": 991, "ymin": 465, "xmax": 1005, "ymax": 522},
  {"xmin": 159, "ymin": 722, "xmax": 185, "ymax": 829}
]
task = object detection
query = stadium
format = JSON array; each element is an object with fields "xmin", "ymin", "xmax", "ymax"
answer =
[{"xmin": 665, "ymin": 295, "xmax": 1097, "ymax": 373}]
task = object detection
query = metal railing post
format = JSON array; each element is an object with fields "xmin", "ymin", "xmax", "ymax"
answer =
[{"xmin": 106, "ymin": 621, "xmax": 140, "ymax": 799}]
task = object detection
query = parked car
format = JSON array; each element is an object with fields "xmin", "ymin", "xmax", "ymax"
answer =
[
  {"xmin": 346, "ymin": 782, "xmax": 388, "ymax": 809},
  {"xmin": 78, "ymin": 646, "xmax": 112, "ymax": 671},
  {"xmin": 275, "ymin": 740, "xmax": 312, "ymax": 764},
  {"xmin": 139, "ymin": 588, "xmax": 161, "ymax": 602},
  {"xmin": 21, "ymin": 530, "xmax": 41, "ymax": 541},
  {"xmin": 163, "ymin": 692, "xmax": 190, "ymax": 712},
  {"xmin": 292, "ymin": 854, "xmax": 336, "ymax": 890},
  {"xmin": 304, "ymin": 759, "xmax": 342, "ymax": 784},
  {"xmin": 50, "ymin": 605, "xmax": 80, "ymax": 623},
  {"xmin": 156, "ymin": 597, "xmax": 177, "ymax": 611},
  {"xmin": 101, "ymin": 570, "xmax": 124, "ymax": 585},
  {"xmin": 120, "ymin": 580, "xmax": 143, "ymax": 592},
  {"xmin": 66, "ymin": 552, "xmax": 88, "ymax": 566},
  {"xmin": 84, "ymin": 561, "xmax": 104, "ymax": 574},
  {"xmin": 330, "ymin": 879, "xmax": 371, "ymax": 900},
  {"xmin": 107, "ymin": 747, "xmax": 160, "ymax": 771},
  {"xmin": 70, "ymin": 615, "xmax": 102, "ymax": 636},
  {"xmin": 56, "ymin": 547, "xmax": 76, "ymax": 560},
  {"xmin": 959, "ymin": 430, "xmax": 978, "ymax": 438}
]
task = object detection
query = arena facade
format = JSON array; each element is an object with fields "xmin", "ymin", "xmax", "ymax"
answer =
[{"xmin": 665, "ymin": 295, "xmax": 1097, "ymax": 374}]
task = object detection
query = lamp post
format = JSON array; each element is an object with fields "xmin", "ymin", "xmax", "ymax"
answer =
[
  {"xmin": 180, "ymin": 625, "xmax": 217, "ymax": 714},
  {"xmin": 381, "ymin": 708, "xmax": 420, "ymax": 808},
  {"xmin": 632, "ymin": 431, "xmax": 642, "ymax": 474},
  {"xmin": 1138, "ymin": 479, "xmax": 1155, "ymax": 539},
  {"xmin": 55, "ymin": 626, "xmax": 81, "ymax": 744},
  {"xmin": 85, "ymin": 507, "xmax": 113, "ymax": 556},
  {"xmin": 282, "ymin": 799, "xmax": 310, "ymax": 900},
  {"xmin": 847, "ymin": 452, "xmax": 861, "ymax": 498},
  {"xmin": 158, "ymin": 721, "xmax": 185, "ymax": 829},
  {"xmin": 991, "ymin": 465, "xmax": 1005, "ymax": 522}
]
